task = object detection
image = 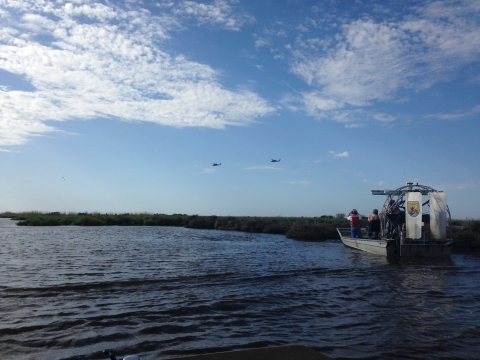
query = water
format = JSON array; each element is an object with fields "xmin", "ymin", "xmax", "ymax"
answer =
[{"xmin": 0, "ymin": 218, "xmax": 479, "ymax": 360}]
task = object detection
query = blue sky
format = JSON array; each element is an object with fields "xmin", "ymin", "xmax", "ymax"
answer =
[{"xmin": 0, "ymin": 0, "xmax": 479, "ymax": 219}]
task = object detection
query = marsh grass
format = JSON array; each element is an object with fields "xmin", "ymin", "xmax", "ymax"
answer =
[
  {"xmin": 450, "ymin": 219, "xmax": 480, "ymax": 252},
  {"xmin": 1, "ymin": 212, "xmax": 478, "ymax": 249},
  {"xmin": 1, "ymin": 212, "xmax": 189, "ymax": 227},
  {"xmin": 0, "ymin": 211, "xmax": 352, "ymax": 240}
]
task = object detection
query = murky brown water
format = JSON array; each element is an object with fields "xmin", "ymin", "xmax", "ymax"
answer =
[{"xmin": 0, "ymin": 218, "xmax": 479, "ymax": 360}]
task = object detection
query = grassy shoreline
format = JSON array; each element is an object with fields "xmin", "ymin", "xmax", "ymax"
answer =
[{"xmin": 1, "ymin": 212, "xmax": 479, "ymax": 253}]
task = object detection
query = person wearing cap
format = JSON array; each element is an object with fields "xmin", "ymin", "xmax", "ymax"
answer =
[{"xmin": 347, "ymin": 209, "xmax": 362, "ymax": 238}]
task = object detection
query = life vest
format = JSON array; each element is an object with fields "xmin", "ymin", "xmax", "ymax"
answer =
[{"xmin": 349, "ymin": 214, "xmax": 361, "ymax": 227}]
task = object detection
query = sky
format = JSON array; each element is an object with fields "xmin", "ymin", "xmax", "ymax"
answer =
[{"xmin": 0, "ymin": 0, "xmax": 479, "ymax": 219}]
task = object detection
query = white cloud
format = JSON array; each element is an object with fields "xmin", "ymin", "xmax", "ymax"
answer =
[
  {"xmin": 328, "ymin": 150, "xmax": 349, "ymax": 158},
  {"xmin": 373, "ymin": 113, "xmax": 397, "ymax": 123},
  {"xmin": 425, "ymin": 105, "xmax": 480, "ymax": 120},
  {"xmin": 254, "ymin": 37, "xmax": 269, "ymax": 48},
  {"xmin": 302, "ymin": 91, "xmax": 344, "ymax": 112},
  {"xmin": 0, "ymin": 0, "xmax": 274, "ymax": 146},
  {"xmin": 173, "ymin": 0, "xmax": 254, "ymax": 30},
  {"xmin": 292, "ymin": 20, "xmax": 411, "ymax": 106},
  {"xmin": 290, "ymin": 1, "xmax": 480, "ymax": 125},
  {"xmin": 344, "ymin": 123, "xmax": 364, "ymax": 129},
  {"xmin": 285, "ymin": 180, "xmax": 311, "ymax": 185}
]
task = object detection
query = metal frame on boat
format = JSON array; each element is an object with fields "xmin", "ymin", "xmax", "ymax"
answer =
[{"xmin": 337, "ymin": 183, "xmax": 455, "ymax": 257}]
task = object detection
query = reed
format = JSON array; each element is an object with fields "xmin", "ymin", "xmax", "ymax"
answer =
[
  {"xmin": 1, "ymin": 212, "xmax": 189, "ymax": 227},
  {"xmin": 1, "ymin": 212, "xmax": 478, "ymax": 251},
  {"xmin": 450, "ymin": 219, "xmax": 480, "ymax": 252}
]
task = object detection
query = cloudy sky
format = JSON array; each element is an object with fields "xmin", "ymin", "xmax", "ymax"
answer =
[{"xmin": 1, "ymin": 0, "xmax": 479, "ymax": 218}]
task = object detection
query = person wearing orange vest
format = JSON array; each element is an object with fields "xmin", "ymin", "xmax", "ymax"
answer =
[{"xmin": 347, "ymin": 209, "xmax": 362, "ymax": 238}]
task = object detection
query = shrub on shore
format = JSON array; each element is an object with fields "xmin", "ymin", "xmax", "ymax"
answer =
[
  {"xmin": 262, "ymin": 222, "xmax": 290, "ymax": 234},
  {"xmin": 451, "ymin": 220, "xmax": 480, "ymax": 252},
  {"xmin": 3, "ymin": 212, "xmax": 479, "ymax": 249},
  {"xmin": 214, "ymin": 216, "xmax": 300, "ymax": 234},
  {"xmin": 6, "ymin": 212, "xmax": 344, "ymax": 240},
  {"xmin": 184, "ymin": 215, "xmax": 217, "ymax": 229},
  {"xmin": 286, "ymin": 221, "xmax": 340, "ymax": 240},
  {"xmin": 10, "ymin": 212, "xmax": 189, "ymax": 227}
]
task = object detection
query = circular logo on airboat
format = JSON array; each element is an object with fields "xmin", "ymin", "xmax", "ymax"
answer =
[{"xmin": 407, "ymin": 201, "xmax": 420, "ymax": 217}]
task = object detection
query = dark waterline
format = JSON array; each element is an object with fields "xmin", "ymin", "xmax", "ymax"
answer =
[{"xmin": 0, "ymin": 219, "xmax": 479, "ymax": 360}]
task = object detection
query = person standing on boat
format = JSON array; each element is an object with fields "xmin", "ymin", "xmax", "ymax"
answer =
[
  {"xmin": 347, "ymin": 209, "xmax": 362, "ymax": 238},
  {"xmin": 368, "ymin": 209, "xmax": 381, "ymax": 239},
  {"xmin": 388, "ymin": 200, "xmax": 400, "ymax": 215},
  {"xmin": 387, "ymin": 199, "xmax": 403, "ymax": 225}
]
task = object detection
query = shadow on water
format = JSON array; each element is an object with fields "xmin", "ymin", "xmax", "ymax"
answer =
[{"xmin": 385, "ymin": 256, "xmax": 455, "ymax": 266}]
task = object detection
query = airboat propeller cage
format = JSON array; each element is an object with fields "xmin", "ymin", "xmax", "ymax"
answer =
[{"xmin": 372, "ymin": 182, "xmax": 450, "ymax": 241}]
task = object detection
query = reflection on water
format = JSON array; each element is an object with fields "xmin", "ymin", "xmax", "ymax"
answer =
[{"xmin": 0, "ymin": 219, "xmax": 479, "ymax": 360}]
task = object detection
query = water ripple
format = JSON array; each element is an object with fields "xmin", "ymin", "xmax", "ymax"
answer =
[{"xmin": 0, "ymin": 224, "xmax": 479, "ymax": 359}]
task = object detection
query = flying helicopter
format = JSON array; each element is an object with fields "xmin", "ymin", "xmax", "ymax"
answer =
[
  {"xmin": 212, "ymin": 163, "xmax": 221, "ymax": 166},
  {"xmin": 270, "ymin": 159, "xmax": 281, "ymax": 162}
]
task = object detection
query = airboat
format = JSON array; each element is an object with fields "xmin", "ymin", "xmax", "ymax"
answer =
[{"xmin": 337, "ymin": 182, "xmax": 455, "ymax": 257}]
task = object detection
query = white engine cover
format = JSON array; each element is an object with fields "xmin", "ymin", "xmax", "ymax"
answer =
[
  {"xmin": 406, "ymin": 192, "xmax": 422, "ymax": 239},
  {"xmin": 430, "ymin": 192, "xmax": 447, "ymax": 239}
]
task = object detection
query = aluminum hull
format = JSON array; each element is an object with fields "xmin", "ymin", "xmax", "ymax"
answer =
[{"xmin": 337, "ymin": 228, "xmax": 454, "ymax": 257}]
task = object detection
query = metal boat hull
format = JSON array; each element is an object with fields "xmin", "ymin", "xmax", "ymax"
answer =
[
  {"xmin": 338, "ymin": 230, "xmax": 395, "ymax": 256},
  {"xmin": 337, "ymin": 228, "xmax": 454, "ymax": 257},
  {"xmin": 395, "ymin": 243, "xmax": 454, "ymax": 257}
]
